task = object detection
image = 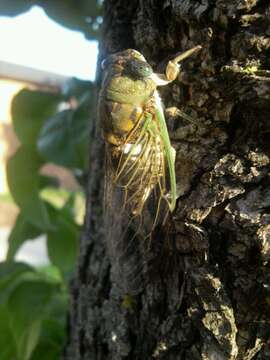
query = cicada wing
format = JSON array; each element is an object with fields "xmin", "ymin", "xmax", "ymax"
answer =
[
  {"xmin": 104, "ymin": 105, "xmax": 175, "ymax": 294},
  {"xmin": 115, "ymin": 113, "xmax": 168, "ymax": 232},
  {"xmin": 104, "ymin": 143, "xmax": 146, "ymax": 294}
]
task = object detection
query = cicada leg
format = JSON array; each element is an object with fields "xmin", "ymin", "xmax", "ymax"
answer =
[
  {"xmin": 166, "ymin": 106, "xmax": 201, "ymax": 127},
  {"xmin": 166, "ymin": 45, "xmax": 202, "ymax": 81},
  {"xmin": 150, "ymin": 45, "xmax": 202, "ymax": 86}
]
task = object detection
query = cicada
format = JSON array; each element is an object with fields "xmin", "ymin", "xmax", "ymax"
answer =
[{"xmin": 99, "ymin": 46, "xmax": 201, "ymax": 291}]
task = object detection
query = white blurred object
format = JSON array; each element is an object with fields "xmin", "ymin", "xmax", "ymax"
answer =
[
  {"xmin": 0, "ymin": 228, "xmax": 50, "ymax": 266},
  {"xmin": 15, "ymin": 235, "xmax": 50, "ymax": 266},
  {"xmin": 0, "ymin": 60, "xmax": 70, "ymax": 89},
  {"xmin": 0, "ymin": 228, "xmax": 9, "ymax": 260}
]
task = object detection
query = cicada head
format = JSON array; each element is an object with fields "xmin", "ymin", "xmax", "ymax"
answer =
[
  {"xmin": 101, "ymin": 49, "xmax": 153, "ymax": 79},
  {"xmin": 101, "ymin": 49, "xmax": 146, "ymax": 67},
  {"xmin": 100, "ymin": 49, "xmax": 156, "ymax": 106}
]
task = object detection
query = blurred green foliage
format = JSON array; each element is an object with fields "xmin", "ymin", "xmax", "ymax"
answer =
[
  {"xmin": 0, "ymin": 262, "xmax": 68, "ymax": 360},
  {"xmin": 0, "ymin": 1, "xmax": 99, "ymax": 359},
  {"xmin": 2, "ymin": 78, "xmax": 94, "ymax": 360}
]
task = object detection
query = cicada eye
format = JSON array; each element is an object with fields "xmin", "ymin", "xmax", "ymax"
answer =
[{"xmin": 125, "ymin": 59, "xmax": 153, "ymax": 79}]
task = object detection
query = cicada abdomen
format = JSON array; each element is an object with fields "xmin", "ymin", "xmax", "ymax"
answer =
[{"xmin": 99, "ymin": 47, "xmax": 201, "ymax": 293}]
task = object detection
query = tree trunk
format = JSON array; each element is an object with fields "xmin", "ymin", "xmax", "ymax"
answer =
[{"xmin": 64, "ymin": 1, "xmax": 270, "ymax": 359}]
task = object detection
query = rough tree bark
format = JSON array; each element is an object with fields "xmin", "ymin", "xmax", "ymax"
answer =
[{"xmin": 64, "ymin": 1, "xmax": 270, "ymax": 359}]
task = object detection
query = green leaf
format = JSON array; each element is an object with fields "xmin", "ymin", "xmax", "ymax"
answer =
[
  {"xmin": 0, "ymin": 1, "xmax": 32, "ymax": 16},
  {"xmin": 40, "ymin": 187, "xmax": 70, "ymax": 209},
  {"xmin": 37, "ymin": 107, "xmax": 89, "ymax": 169},
  {"xmin": 0, "ymin": 262, "xmax": 33, "ymax": 290},
  {"xmin": 0, "ymin": 263, "xmax": 67, "ymax": 359},
  {"xmin": 18, "ymin": 319, "xmax": 41, "ymax": 360},
  {"xmin": 37, "ymin": 265, "xmax": 62, "ymax": 283},
  {"xmin": 30, "ymin": 295, "xmax": 67, "ymax": 360},
  {"xmin": 0, "ymin": 261, "xmax": 33, "ymax": 304},
  {"xmin": 7, "ymin": 280, "xmax": 58, "ymax": 360},
  {"xmin": 12, "ymin": 89, "xmax": 60, "ymax": 145},
  {"xmin": 39, "ymin": 175, "xmax": 59, "ymax": 189},
  {"xmin": 7, "ymin": 212, "xmax": 42, "ymax": 260},
  {"xmin": 30, "ymin": 318, "xmax": 65, "ymax": 360},
  {"xmin": 39, "ymin": 290, "xmax": 68, "ymax": 353},
  {"xmin": 0, "ymin": 304, "xmax": 17, "ymax": 360},
  {"xmin": 7, "ymin": 146, "xmax": 53, "ymax": 230},
  {"xmin": 47, "ymin": 202, "xmax": 79, "ymax": 276}
]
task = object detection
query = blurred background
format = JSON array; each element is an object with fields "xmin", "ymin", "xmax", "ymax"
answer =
[
  {"xmin": 0, "ymin": 2, "xmax": 101, "ymax": 359},
  {"xmin": 0, "ymin": 5, "xmax": 98, "ymax": 264}
]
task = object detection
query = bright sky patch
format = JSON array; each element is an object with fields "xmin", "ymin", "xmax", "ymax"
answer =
[{"xmin": 0, "ymin": 6, "xmax": 98, "ymax": 80}]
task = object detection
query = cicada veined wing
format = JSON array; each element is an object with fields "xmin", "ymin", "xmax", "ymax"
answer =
[{"xmin": 104, "ymin": 94, "xmax": 176, "ymax": 293}]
